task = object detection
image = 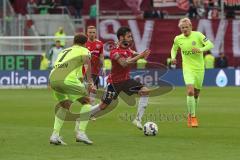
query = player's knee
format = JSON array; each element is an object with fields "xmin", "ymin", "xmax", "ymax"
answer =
[
  {"xmin": 77, "ymin": 97, "xmax": 90, "ymax": 104},
  {"xmin": 186, "ymin": 85, "xmax": 194, "ymax": 96},
  {"xmin": 194, "ymin": 92, "xmax": 199, "ymax": 98},
  {"xmin": 187, "ymin": 90, "xmax": 194, "ymax": 96},
  {"xmin": 58, "ymin": 100, "xmax": 72, "ymax": 109},
  {"xmin": 99, "ymin": 103, "xmax": 108, "ymax": 110},
  {"xmin": 194, "ymin": 89, "xmax": 200, "ymax": 98}
]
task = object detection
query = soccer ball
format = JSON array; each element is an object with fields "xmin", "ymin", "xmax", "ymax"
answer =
[{"xmin": 143, "ymin": 122, "xmax": 158, "ymax": 136}]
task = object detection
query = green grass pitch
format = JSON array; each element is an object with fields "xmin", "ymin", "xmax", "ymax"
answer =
[{"xmin": 0, "ymin": 87, "xmax": 240, "ymax": 160}]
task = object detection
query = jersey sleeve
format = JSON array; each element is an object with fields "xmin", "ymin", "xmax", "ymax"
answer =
[
  {"xmin": 198, "ymin": 32, "xmax": 214, "ymax": 52},
  {"xmin": 171, "ymin": 36, "xmax": 179, "ymax": 60}
]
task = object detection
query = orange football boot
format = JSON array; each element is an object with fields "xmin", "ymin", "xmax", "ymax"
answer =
[{"xmin": 191, "ymin": 117, "xmax": 198, "ymax": 127}]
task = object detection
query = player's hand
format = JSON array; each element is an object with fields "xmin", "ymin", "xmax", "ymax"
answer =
[
  {"xmin": 88, "ymin": 83, "xmax": 96, "ymax": 93},
  {"xmin": 192, "ymin": 48, "xmax": 201, "ymax": 53},
  {"xmin": 141, "ymin": 49, "xmax": 151, "ymax": 59},
  {"xmin": 171, "ymin": 59, "xmax": 177, "ymax": 65}
]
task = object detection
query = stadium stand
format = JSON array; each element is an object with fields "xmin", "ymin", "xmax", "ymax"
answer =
[{"xmin": 1, "ymin": 0, "xmax": 240, "ymax": 68}]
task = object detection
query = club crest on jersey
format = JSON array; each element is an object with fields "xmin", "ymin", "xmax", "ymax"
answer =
[
  {"xmin": 96, "ymin": 44, "xmax": 101, "ymax": 49},
  {"xmin": 192, "ymin": 41, "xmax": 196, "ymax": 46}
]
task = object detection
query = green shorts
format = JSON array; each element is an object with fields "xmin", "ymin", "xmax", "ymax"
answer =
[
  {"xmin": 183, "ymin": 69, "xmax": 205, "ymax": 89},
  {"xmin": 50, "ymin": 79, "xmax": 88, "ymax": 102}
]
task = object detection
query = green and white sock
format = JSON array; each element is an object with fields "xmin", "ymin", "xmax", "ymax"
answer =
[
  {"xmin": 53, "ymin": 107, "xmax": 68, "ymax": 135},
  {"xmin": 187, "ymin": 96, "xmax": 196, "ymax": 117},
  {"xmin": 79, "ymin": 104, "xmax": 91, "ymax": 133}
]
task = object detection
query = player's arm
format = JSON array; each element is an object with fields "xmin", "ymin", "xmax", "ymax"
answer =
[
  {"xmin": 129, "ymin": 48, "xmax": 138, "ymax": 57},
  {"xmin": 114, "ymin": 49, "xmax": 150, "ymax": 68},
  {"xmin": 100, "ymin": 53, "xmax": 105, "ymax": 74},
  {"xmin": 127, "ymin": 49, "xmax": 150, "ymax": 63},
  {"xmin": 199, "ymin": 32, "xmax": 214, "ymax": 52},
  {"xmin": 170, "ymin": 37, "xmax": 179, "ymax": 64},
  {"xmin": 129, "ymin": 49, "xmax": 148, "ymax": 68},
  {"xmin": 82, "ymin": 53, "xmax": 94, "ymax": 86},
  {"xmin": 99, "ymin": 44, "xmax": 105, "ymax": 74},
  {"xmin": 193, "ymin": 32, "xmax": 214, "ymax": 53}
]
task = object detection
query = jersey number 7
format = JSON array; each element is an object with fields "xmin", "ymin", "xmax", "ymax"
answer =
[{"xmin": 58, "ymin": 49, "xmax": 72, "ymax": 62}]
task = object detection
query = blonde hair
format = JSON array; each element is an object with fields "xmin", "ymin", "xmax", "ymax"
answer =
[
  {"xmin": 178, "ymin": 18, "xmax": 192, "ymax": 28},
  {"xmin": 87, "ymin": 25, "xmax": 96, "ymax": 30}
]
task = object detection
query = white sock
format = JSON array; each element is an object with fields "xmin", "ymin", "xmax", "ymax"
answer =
[
  {"xmin": 90, "ymin": 104, "xmax": 101, "ymax": 116},
  {"xmin": 75, "ymin": 104, "xmax": 100, "ymax": 117},
  {"xmin": 136, "ymin": 96, "xmax": 149, "ymax": 121},
  {"xmin": 89, "ymin": 92, "xmax": 96, "ymax": 105},
  {"xmin": 75, "ymin": 104, "xmax": 100, "ymax": 132}
]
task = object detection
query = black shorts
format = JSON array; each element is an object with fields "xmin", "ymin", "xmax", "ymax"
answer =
[
  {"xmin": 91, "ymin": 74, "xmax": 100, "ymax": 88},
  {"xmin": 101, "ymin": 79, "xmax": 144, "ymax": 105}
]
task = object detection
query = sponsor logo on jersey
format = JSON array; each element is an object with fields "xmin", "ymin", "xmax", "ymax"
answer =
[
  {"xmin": 91, "ymin": 50, "xmax": 100, "ymax": 54},
  {"xmin": 96, "ymin": 44, "xmax": 101, "ymax": 49},
  {"xmin": 192, "ymin": 41, "xmax": 196, "ymax": 46},
  {"xmin": 182, "ymin": 50, "xmax": 195, "ymax": 55}
]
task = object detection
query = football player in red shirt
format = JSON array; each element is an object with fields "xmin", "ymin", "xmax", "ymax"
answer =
[
  {"xmin": 86, "ymin": 25, "xmax": 104, "ymax": 105},
  {"xmin": 75, "ymin": 26, "xmax": 104, "ymax": 142},
  {"xmin": 89, "ymin": 26, "xmax": 151, "ymax": 130}
]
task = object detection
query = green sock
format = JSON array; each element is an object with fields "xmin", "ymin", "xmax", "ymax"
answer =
[
  {"xmin": 53, "ymin": 107, "xmax": 68, "ymax": 135},
  {"xmin": 187, "ymin": 96, "xmax": 196, "ymax": 117},
  {"xmin": 79, "ymin": 104, "xmax": 91, "ymax": 133},
  {"xmin": 195, "ymin": 97, "xmax": 199, "ymax": 116}
]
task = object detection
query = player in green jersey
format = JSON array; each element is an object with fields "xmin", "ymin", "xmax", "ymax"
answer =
[
  {"xmin": 49, "ymin": 33, "xmax": 95, "ymax": 145},
  {"xmin": 171, "ymin": 18, "xmax": 214, "ymax": 127}
]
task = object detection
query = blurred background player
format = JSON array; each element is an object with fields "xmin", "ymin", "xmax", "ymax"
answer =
[
  {"xmin": 88, "ymin": 26, "xmax": 151, "ymax": 130},
  {"xmin": 46, "ymin": 40, "xmax": 64, "ymax": 69},
  {"xmin": 171, "ymin": 18, "xmax": 214, "ymax": 128},
  {"xmin": 86, "ymin": 25, "xmax": 104, "ymax": 105},
  {"xmin": 49, "ymin": 33, "xmax": 95, "ymax": 145},
  {"xmin": 204, "ymin": 51, "xmax": 215, "ymax": 69},
  {"xmin": 215, "ymin": 52, "xmax": 228, "ymax": 68},
  {"xmin": 54, "ymin": 26, "xmax": 66, "ymax": 47}
]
